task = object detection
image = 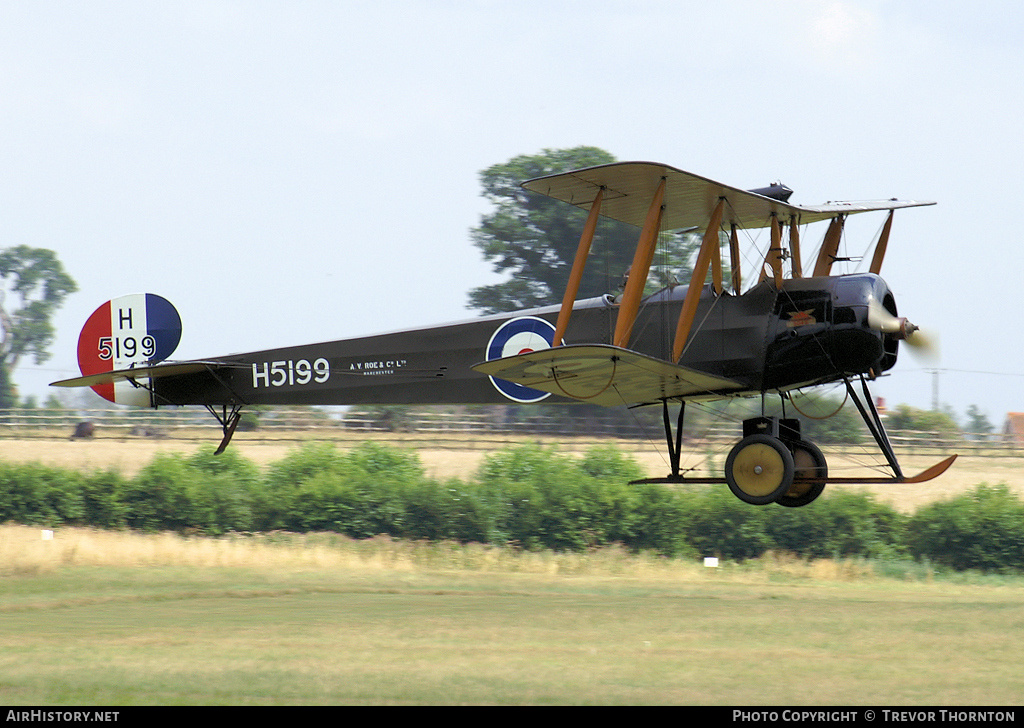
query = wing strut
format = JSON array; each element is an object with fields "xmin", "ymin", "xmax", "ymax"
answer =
[
  {"xmin": 613, "ymin": 178, "xmax": 666, "ymax": 348},
  {"xmin": 759, "ymin": 214, "xmax": 785, "ymax": 286},
  {"xmin": 812, "ymin": 215, "xmax": 845, "ymax": 276},
  {"xmin": 553, "ymin": 187, "xmax": 604, "ymax": 346},
  {"xmin": 672, "ymin": 197, "xmax": 725, "ymax": 362},
  {"xmin": 789, "ymin": 217, "xmax": 803, "ymax": 278},
  {"xmin": 729, "ymin": 224, "xmax": 742, "ymax": 293},
  {"xmin": 868, "ymin": 209, "xmax": 895, "ymax": 274},
  {"xmin": 710, "ymin": 224, "xmax": 724, "ymax": 294}
]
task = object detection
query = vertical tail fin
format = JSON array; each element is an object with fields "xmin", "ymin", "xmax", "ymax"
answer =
[{"xmin": 76, "ymin": 294, "xmax": 182, "ymax": 405}]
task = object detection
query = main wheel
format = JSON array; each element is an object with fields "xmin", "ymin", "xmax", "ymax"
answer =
[
  {"xmin": 725, "ymin": 434, "xmax": 795, "ymax": 505},
  {"xmin": 776, "ymin": 440, "xmax": 827, "ymax": 508}
]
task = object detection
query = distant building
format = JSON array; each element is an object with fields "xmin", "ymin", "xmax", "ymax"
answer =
[{"xmin": 1003, "ymin": 413, "xmax": 1024, "ymax": 445}]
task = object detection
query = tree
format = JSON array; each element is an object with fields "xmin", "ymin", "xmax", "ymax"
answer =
[
  {"xmin": 965, "ymin": 404, "xmax": 994, "ymax": 438},
  {"xmin": 885, "ymin": 403, "xmax": 960, "ymax": 437},
  {"xmin": 0, "ymin": 246, "xmax": 78, "ymax": 403},
  {"xmin": 0, "ymin": 363, "xmax": 14, "ymax": 409},
  {"xmin": 467, "ymin": 147, "xmax": 702, "ymax": 314}
]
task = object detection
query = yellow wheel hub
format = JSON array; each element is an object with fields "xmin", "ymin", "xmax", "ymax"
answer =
[{"xmin": 731, "ymin": 442, "xmax": 787, "ymax": 497}]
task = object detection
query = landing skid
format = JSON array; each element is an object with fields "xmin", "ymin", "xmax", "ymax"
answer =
[
  {"xmin": 631, "ymin": 377, "xmax": 958, "ymax": 504},
  {"xmin": 821, "ymin": 455, "xmax": 958, "ymax": 485},
  {"xmin": 632, "ymin": 455, "xmax": 957, "ymax": 487}
]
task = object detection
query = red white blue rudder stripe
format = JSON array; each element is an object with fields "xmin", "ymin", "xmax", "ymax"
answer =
[
  {"xmin": 484, "ymin": 316, "xmax": 559, "ymax": 403},
  {"xmin": 76, "ymin": 294, "xmax": 182, "ymax": 405}
]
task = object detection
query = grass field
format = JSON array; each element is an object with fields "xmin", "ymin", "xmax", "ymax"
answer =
[{"xmin": 2, "ymin": 525, "xmax": 1023, "ymax": 705}]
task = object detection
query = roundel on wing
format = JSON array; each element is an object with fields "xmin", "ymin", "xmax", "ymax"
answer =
[{"xmin": 485, "ymin": 316, "xmax": 557, "ymax": 403}]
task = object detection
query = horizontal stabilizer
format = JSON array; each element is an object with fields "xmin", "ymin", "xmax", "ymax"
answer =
[
  {"xmin": 51, "ymin": 360, "xmax": 224, "ymax": 388},
  {"xmin": 472, "ymin": 344, "xmax": 743, "ymax": 407},
  {"xmin": 523, "ymin": 162, "xmax": 935, "ymax": 231}
]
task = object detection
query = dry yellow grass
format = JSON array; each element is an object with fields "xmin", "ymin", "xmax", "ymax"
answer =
[
  {"xmin": 0, "ymin": 525, "xmax": 366, "ymax": 576},
  {"xmin": 0, "ymin": 524, "xmax": 700, "ymax": 581},
  {"xmin": 1, "ymin": 435, "xmax": 1020, "ymax": 513},
  {"xmin": 0, "ymin": 524, "xmax": 884, "ymax": 584}
]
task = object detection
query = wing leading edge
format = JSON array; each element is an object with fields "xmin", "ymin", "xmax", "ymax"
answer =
[{"xmin": 472, "ymin": 344, "xmax": 745, "ymax": 407}]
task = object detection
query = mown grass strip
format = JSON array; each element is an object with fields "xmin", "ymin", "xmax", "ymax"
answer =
[{"xmin": 2, "ymin": 526, "xmax": 1024, "ymax": 705}]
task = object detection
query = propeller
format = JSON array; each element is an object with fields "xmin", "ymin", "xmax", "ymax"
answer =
[{"xmin": 866, "ymin": 297, "xmax": 939, "ymax": 361}]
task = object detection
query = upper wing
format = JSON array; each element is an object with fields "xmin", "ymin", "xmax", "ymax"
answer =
[
  {"xmin": 522, "ymin": 161, "xmax": 935, "ymax": 231},
  {"xmin": 472, "ymin": 344, "xmax": 745, "ymax": 407}
]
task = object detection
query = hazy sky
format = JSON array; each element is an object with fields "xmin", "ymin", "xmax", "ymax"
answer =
[{"xmin": 3, "ymin": 0, "xmax": 1022, "ymax": 426}]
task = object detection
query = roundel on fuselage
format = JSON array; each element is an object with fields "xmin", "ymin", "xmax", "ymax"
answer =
[{"xmin": 484, "ymin": 316, "xmax": 556, "ymax": 403}]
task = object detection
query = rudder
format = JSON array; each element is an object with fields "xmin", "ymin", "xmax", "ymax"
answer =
[{"xmin": 76, "ymin": 294, "xmax": 182, "ymax": 405}]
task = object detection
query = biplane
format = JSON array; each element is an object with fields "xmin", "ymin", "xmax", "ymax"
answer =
[{"xmin": 52, "ymin": 161, "xmax": 956, "ymax": 506}]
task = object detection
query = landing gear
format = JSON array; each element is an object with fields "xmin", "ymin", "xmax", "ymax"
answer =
[
  {"xmin": 632, "ymin": 382, "xmax": 955, "ymax": 499},
  {"xmin": 777, "ymin": 439, "xmax": 827, "ymax": 508},
  {"xmin": 725, "ymin": 417, "xmax": 828, "ymax": 507},
  {"xmin": 725, "ymin": 434, "xmax": 795, "ymax": 505},
  {"xmin": 631, "ymin": 404, "xmax": 828, "ymax": 509}
]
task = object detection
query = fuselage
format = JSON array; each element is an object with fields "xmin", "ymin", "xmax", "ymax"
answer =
[{"xmin": 150, "ymin": 273, "xmax": 899, "ymax": 408}]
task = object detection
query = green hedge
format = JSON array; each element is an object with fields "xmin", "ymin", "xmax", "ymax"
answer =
[
  {"xmin": 906, "ymin": 483, "xmax": 1024, "ymax": 572},
  {"xmin": 2, "ymin": 442, "xmax": 1022, "ymax": 571}
]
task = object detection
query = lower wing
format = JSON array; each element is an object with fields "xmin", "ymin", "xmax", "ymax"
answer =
[{"xmin": 472, "ymin": 344, "xmax": 745, "ymax": 407}]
